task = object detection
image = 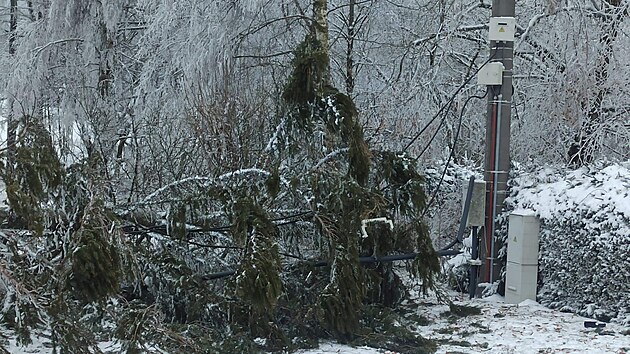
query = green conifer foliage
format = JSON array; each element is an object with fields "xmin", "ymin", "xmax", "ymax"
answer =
[
  {"xmin": 377, "ymin": 151, "xmax": 427, "ymax": 215},
  {"xmin": 0, "ymin": 282, "xmax": 42, "ymax": 346},
  {"xmin": 409, "ymin": 223, "xmax": 441, "ymax": 293},
  {"xmin": 319, "ymin": 89, "xmax": 371, "ymax": 186},
  {"xmin": 167, "ymin": 202, "xmax": 188, "ymax": 240},
  {"xmin": 139, "ymin": 250, "xmax": 215, "ymax": 325},
  {"xmin": 231, "ymin": 198, "xmax": 283, "ymax": 334},
  {"xmin": 67, "ymin": 199, "xmax": 122, "ymax": 303},
  {"xmin": 48, "ymin": 298, "xmax": 103, "ymax": 354},
  {"xmin": 308, "ymin": 171, "xmax": 382, "ymax": 334},
  {"xmin": 276, "ymin": 34, "xmax": 439, "ymax": 336},
  {"xmin": 115, "ymin": 303, "xmax": 163, "ymax": 354},
  {"xmin": 318, "ymin": 248, "xmax": 364, "ymax": 336},
  {"xmin": 3, "ymin": 116, "xmax": 63, "ymax": 234},
  {"xmin": 265, "ymin": 167, "xmax": 281, "ymax": 199},
  {"xmin": 283, "ymin": 35, "xmax": 329, "ymax": 123},
  {"xmin": 372, "ymin": 152, "xmax": 440, "ymax": 295}
]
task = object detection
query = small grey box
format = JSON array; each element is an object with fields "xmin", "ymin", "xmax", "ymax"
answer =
[{"xmin": 463, "ymin": 180, "xmax": 486, "ymax": 227}]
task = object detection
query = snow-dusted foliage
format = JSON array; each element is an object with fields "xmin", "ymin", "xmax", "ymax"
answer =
[{"xmin": 506, "ymin": 162, "xmax": 630, "ymax": 323}]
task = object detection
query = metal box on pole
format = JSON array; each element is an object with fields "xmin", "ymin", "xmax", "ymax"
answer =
[
  {"xmin": 489, "ymin": 17, "xmax": 516, "ymax": 42},
  {"xmin": 462, "ymin": 180, "xmax": 486, "ymax": 227},
  {"xmin": 477, "ymin": 62, "xmax": 504, "ymax": 86}
]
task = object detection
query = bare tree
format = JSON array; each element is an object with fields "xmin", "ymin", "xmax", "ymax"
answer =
[{"xmin": 570, "ymin": 0, "xmax": 627, "ymax": 166}]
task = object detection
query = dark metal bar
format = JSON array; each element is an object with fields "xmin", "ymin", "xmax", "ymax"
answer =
[
  {"xmin": 469, "ymin": 226, "xmax": 480, "ymax": 299},
  {"xmin": 457, "ymin": 176, "xmax": 476, "ymax": 242},
  {"xmin": 201, "ymin": 250, "xmax": 461, "ymax": 281}
]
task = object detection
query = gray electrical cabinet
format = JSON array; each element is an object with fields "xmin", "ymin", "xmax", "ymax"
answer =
[
  {"xmin": 505, "ymin": 210, "xmax": 540, "ymax": 304},
  {"xmin": 462, "ymin": 180, "xmax": 486, "ymax": 227}
]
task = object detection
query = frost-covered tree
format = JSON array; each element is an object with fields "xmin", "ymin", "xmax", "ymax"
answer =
[
  {"xmin": 0, "ymin": 0, "xmax": 440, "ymax": 352},
  {"xmin": 513, "ymin": 0, "xmax": 629, "ymax": 166}
]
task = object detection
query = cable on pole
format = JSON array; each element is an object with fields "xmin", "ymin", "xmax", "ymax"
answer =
[
  {"xmin": 403, "ymin": 53, "xmax": 497, "ymax": 155},
  {"xmin": 421, "ymin": 89, "xmax": 489, "ymax": 218}
]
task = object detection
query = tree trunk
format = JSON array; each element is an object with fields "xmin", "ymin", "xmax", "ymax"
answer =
[
  {"xmin": 313, "ymin": 0, "xmax": 329, "ymax": 51},
  {"xmin": 27, "ymin": 1, "xmax": 36, "ymax": 21},
  {"xmin": 345, "ymin": 0, "xmax": 356, "ymax": 95},
  {"xmin": 313, "ymin": 0, "xmax": 330, "ymax": 83},
  {"xmin": 6, "ymin": 0, "xmax": 18, "ymax": 175},
  {"xmin": 98, "ymin": 21, "xmax": 113, "ymax": 97}
]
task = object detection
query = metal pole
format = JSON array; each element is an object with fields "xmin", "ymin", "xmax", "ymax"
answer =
[
  {"xmin": 483, "ymin": 0, "xmax": 514, "ymax": 284},
  {"xmin": 490, "ymin": 94, "xmax": 502, "ymax": 283},
  {"xmin": 469, "ymin": 226, "xmax": 479, "ymax": 299}
]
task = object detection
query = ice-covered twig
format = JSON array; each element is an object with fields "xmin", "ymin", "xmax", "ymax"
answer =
[{"xmin": 361, "ymin": 217, "xmax": 394, "ymax": 238}]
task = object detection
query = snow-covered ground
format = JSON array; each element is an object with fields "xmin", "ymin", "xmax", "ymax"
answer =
[
  {"xmin": 298, "ymin": 292, "xmax": 630, "ymax": 354},
  {"xmin": 5, "ymin": 291, "xmax": 628, "ymax": 354}
]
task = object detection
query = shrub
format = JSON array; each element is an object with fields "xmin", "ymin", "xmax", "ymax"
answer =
[{"xmin": 506, "ymin": 162, "xmax": 630, "ymax": 323}]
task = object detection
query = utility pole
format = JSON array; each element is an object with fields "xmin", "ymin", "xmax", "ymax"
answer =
[{"xmin": 482, "ymin": 0, "xmax": 515, "ymax": 285}]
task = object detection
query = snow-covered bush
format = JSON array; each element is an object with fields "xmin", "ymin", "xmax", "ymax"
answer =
[{"xmin": 507, "ymin": 162, "xmax": 630, "ymax": 323}]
